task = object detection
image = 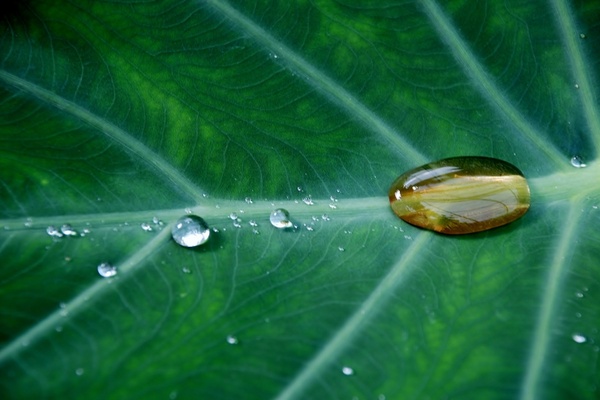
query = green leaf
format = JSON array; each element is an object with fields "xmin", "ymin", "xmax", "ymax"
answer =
[{"xmin": 1, "ymin": 0, "xmax": 599, "ymax": 399}]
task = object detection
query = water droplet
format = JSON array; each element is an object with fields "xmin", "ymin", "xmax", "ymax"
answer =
[
  {"xmin": 570, "ymin": 156, "xmax": 587, "ymax": 168},
  {"xmin": 233, "ymin": 220, "xmax": 242, "ymax": 228},
  {"xmin": 252, "ymin": 228, "xmax": 260, "ymax": 235},
  {"xmin": 46, "ymin": 226, "xmax": 63, "ymax": 238},
  {"xmin": 97, "ymin": 262, "xmax": 117, "ymax": 278},
  {"xmin": 80, "ymin": 228, "xmax": 90, "ymax": 237},
  {"xmin": 338, "ymin": 246, "xmax": 345, "ymax": 252},
  {"xmin": 270, "ymin": 208, "xmax": 293, "ymax": 229},
  {"xmin": 229, "ymin": 212, "xmax": 238, "ymax": 220},
  {"xmin": 572, "ymin": 333, "xmax": 587, "ymax": 343},
  {"xmin": 321, "ymin": 214, "xmax": 331, "ymax": 221},
  {"xmin": 580, "ymin": 33, "xmax": 586, "ymax": 39},
  {"xmin": 24, "ymin": 218, "xmax": 33, "ymax": 227},
  {"xmin": 342, "ymin": 366, "xmax": 354, "ymax": 376},
  {"xmin": 141, "ymin": 222, "xmax": 153, "ymax": 232},
  {"xmin": 226, "ymin": 335, "xmax": 239, "ymax": 345},
  {"xmin": 244, "ymin": 197, "xmax": 253, "ymax": 204},
  {"xmin": 75, "ymin": 368, "xmax": 84, "ymax": 376},
  {"xmin": 171, "ymin": 215, "xmax": 211, "ymax": 247},
  {"xmin": 297, "ymin": 186, "xmax": 303, "ymax": 192},
  {"xmin": 389, "ymin": 156, "xmax": 530, "ymax": 234},
  {"xmin": 302, "ymin": 196, "xmax": 314, "ymax": 206},
  {"xmin": 249, "ymin": 220, "xmax": 258, "ymax": 227},
  {"xmin": 152, "ymin": 216, "xmax": 163, "ymax": 225},
  {"xmin": 169, "ymin": 391, "xmax": 178, "ymax": 400},
  {"xmin": 576, "ymin": 291, "xmax": 584, "ymax": 298},
  {"xmin": 184, "ymin": 207, "xmax": 192, "ymax": 214},
  {"xmin": 574, "ymin": 83, "xmax": 580, "ymax": 89},
  {"xmin": 305, "ymin": 225, "xmax": 314, "ymax": 232},
  {"xmin": 55, "ymin": 326, "xmax": 63, "ymax": 332},
  {"xmin": 329, "ymin": 203, "xmax": 337, "ymax": 209},
  {"xmin": 182, "ymin": 267, "xmax": 192, "ymax": 274}
]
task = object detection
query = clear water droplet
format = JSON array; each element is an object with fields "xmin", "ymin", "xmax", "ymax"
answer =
[
  {"xmin": 244, "ymin": 197, "xmax": 253, "ymax": 204},
  {"xmin": 97, "ymin": 262, "xmax": 117, "ymax": 278},
  {"xmin": 60, "ymin": 224, "xmax": 77, "ymax": 236},
  {"xmin": 252, "ymin": 228, "xmax": 260, "ymax": 235},
  {"xmin": 570, "ymin": 156, "xmax": 587, "ymax": 168},
  {"xmin": 152, "ymin": 216, "xmax": 162, "ymax": 225},
  {"xmin": 338, "ymin": 246, "xmax": 345, "ymax": 252},
  {"xmin": 141, "ymin": 222, "xmax": 153, "ymax": 232},
  {"xmin": 572, "ymin": 333, "xmax": 587, "ymax": 343},
  {"xmin": 329, "ymin": 203, "xmax": 337, "ymax": 209},
  {"xmin": 580, "ymin": 33, "xmax": 586, "ymax": 39},
  {"xmin": 233, "ymin": 220, "xmax": 242, "ymax": 228},
  {"xmin": 75, "ymin": 368, "xmax": 84, "ymax": 376},
  {"xmin": 182, "ymin": 267, "xmax": 192, "ymax": 274},
  {"xmin": 321, "ymin": 214, "xmax": 331, "ymax": 221},
  {"xmin": 305, "ymin": 225, "xmax": 314, "ymax": 232},
  {"xmin": 226, "ymin": 335, "xmax": 239, "ymax": 345},
  {"xmin": 297, "ymin": 186, "xmax": 303, "ymax": 192},
  {"xmin": 229, "ymin": 212, "xmax": 238, "ymax": 220},
  {"xmin": 46, "ymin": 226, "xmax": 63, "ymax": 238},
  {"xmin": 24, "ymin": 218, "xmax": 33, "ymax": 227},
  {"xmin": 342, "ymin": 366, "xmax": 354, "ymax": 376},
  {"xmin": 302, "ymin": 196, "xmax": 314, "ymax": 206},
  {"xmin": 171, "ymin": 215, "xmax": 211, "ymax": 247},
  {"xmin": 184, "ymin": 207, "xmax": 192, "ymax": 214},
  {"xmin": 249, "ymin": 220, "xmax": 258, "ymax": 227},
  {"xmin": 270, "ymin": 208, "xmax": 293, "ymax": 229}
]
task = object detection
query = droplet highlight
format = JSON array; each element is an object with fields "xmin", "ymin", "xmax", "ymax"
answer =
[
  {"xmin": 270, "ymin": 208, "xmax": 293, "ymax": 229},
  {"xmin": 342, "ymin": 366, "xmax": 354, "ymax": 376},
  {"xmin": 171, "ymin": 215, "xmax": 211, "ymax": 247},
  {"xmin": 388, "ymin": 156, "xmax": 530, "ymax": 234},
  {"xmin": 226, "ymin": 335, "xmax": 239, "ymax": 345},
  {"xmin": 97, "ymin": 262, "xmax": 117, "ymax": 278},
  {"xmin": 570, "ymin": 156, "xmax": 587, "ymax": 168},
  {"xmin": 572, "ymin": 333, "xmax": 587, "ymax": 343}
]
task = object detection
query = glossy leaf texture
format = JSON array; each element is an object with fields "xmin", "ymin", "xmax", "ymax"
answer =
[{"xmin": 1, "ymin": 1, "xmax": 599, "ymax": 399}]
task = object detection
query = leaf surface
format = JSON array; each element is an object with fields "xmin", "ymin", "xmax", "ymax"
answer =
[{"xmin": 1, "ymin": 1, "xmax": 599, "ymax": 399}]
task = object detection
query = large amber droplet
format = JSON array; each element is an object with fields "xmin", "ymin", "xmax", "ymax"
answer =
[{"xmin": 388, "ymin": 156, "xmax": 530, "ymax": 234}]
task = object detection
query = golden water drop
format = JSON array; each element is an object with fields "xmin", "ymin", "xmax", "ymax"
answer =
[{"xmin": 388, "ymin": 156, "xmax": 530, "ymax": 234}]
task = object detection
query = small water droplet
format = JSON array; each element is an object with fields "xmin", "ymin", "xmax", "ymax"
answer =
[
  {"xmin": 141, "ymin": 222, "xmax": 153, "ymax": 232},
  {"xmin": 233, "ymin": 220, "xmax": 242, "ymax": 228},
  {"xmin": 302, "ymin": 196, "xmax": 314, "ymax": 206},
  {"xmin": 171, "ymin": 215, "xmax": 211, "ymax": 247},
  {"xmin": 580, "ymin": 33, "xmax": 586, "ymax": 39},
  {"xmin": 338, "ymin": 246, "xmax": 345, "ymax": 252},
  {"xmin": 252, "ymin": 228, "xmax": 260, "ymax": 235},
  {"xmin": 46, "ymin": 225, "xmax": 63, "ymax": 238},
  {"xmin": 244, "ymin": 197, "xmax": 253, "ymax": 204},
  {"xmin": 55, "ymin": 325, "xmax": 63, "ymax": 332},
  {"xmin": 182, "ymin": 267, "xmax": 192, "ymax": 274},
  {"xmin": 226, "ymin": 335, "xmax": 239, "ymax": 345},
  {"xmin": 229, "ymin": 212, "xmax": 238, "ymax": 220},
  {"xmin": 329, "ymin": 196, "xmax": 338, "ymax": 202},
  {"xmin": 24, "ymin": 218, "xmax": 33, "ymax": 227},
  {"xmin": 152, "ymin": 216, "xmax": 163, "ymax": 225},
  {"xmin": 249, "ymin": 220, "xmax": 258, "ymax": 227},
  {"xmin": 321, "ymin": 214, "xmax": 330, "ymax": 221},
  {"xmin": 329, "ymin": 203, "xmax": 337, "ymax": 209},
  {"xmin": 342, "ymin": 366, "xmax": 354, "ymax": 376},
  {"xmin": 97, "ymin": 262, "xmax": 117, "ymax": 278},
  {"xmin": 297, "ymin": 186, "xmax": 303, "ymax": 192},
  {"xmin": 576, "ymin": 292, "xmax": 584, "ymax": 298},
  {"xmin": 305, "ymin": 225, "xmax": 314, "ymax": 232},
  {"xmin": 184, "ymin": 207, "xmax": 192, "ymax": 214},
  {"xmin": 80, "ymin": 228, "xmax": 90, "ymax": 237},
  {"xmin": 270, "ymin": 209, "xmax": 293, "ymax": 229},
  {"xmin": 169, "ymin": 391, "xmax": 178, "ymax": 400},
  {"xmin": 572, "ymin": 333, "xmax": 587, "ymax": 343},
  {"xmin": 570, "ymin": 156, "xmax": 587, "ymax": 168},
  {"xmin": 75, "ymin": 368, "xmax": 84, "ymax": 376}
]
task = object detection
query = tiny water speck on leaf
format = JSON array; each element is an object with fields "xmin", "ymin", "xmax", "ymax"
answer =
[
  {"xmin": 97, "ymin": 262, "xmax": 117, "ymax": 278},
  {"xmin": 270, "ymin": 208, "xmax": 293, "ymax": 229}
]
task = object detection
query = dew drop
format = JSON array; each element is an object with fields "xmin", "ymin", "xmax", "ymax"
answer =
[
  {"xmin": 580, "ymin": 33, "xmax": 587, "ymax": 39},
  {"xmin": 302, "ymin": 196, "xmax": 314, "ymax": 206},
  {"xmin": 233, "ymin": 220, "xmax": 242, "ymax": 228},
  {"xmin": 338, "ymin": 246, "xmax": 345, "ymax": 252},
  {"xmin": 75, "ymin": 368, "xmax": 84, "ymax": 376},
  {"xmin": 570, "ymin": 156, "xmax": 587, "ymax": 168},
  {"xmin": 60, "ymin": 224, "xmax": 77, "ymax": 236},
  {"xmin": 226, "ymin": 335, "xmax": 239, "ymax": 345},
  {"xmin": 244, "ymin": 197, "xmax": 253, "ymax": 204},
  {"xmin": 341, "ymin": 366, "xmax": 354, "ymax": 376},
  {"xmin": 305, "ymin": 225, "xmax": 314, "ymax": 232},
  {"xmin": 329, "ymin": 203, "xmax": 337, "ymax": 209},
  {"xmin": 46, "ymin": 225, "xmax": 63, "ymax": 238},
  {"xmin": 141, "ymin": 222, "xmax": 153, "ymax": 232},
  {"xmin": 389, "ymin": 156, "xmax": 530, "ymax": 234},
  {"xmin": 184, "ymin": 207, "xmax": 192, "ymax": 214},
  {"xmin": 572, "ymin": 333, "xmax": 587, "ymax": 343},
  {"xmin": 249, "ymin": 220, "xmax": 258, "ymax": 227},
  {"xmin": 270, "ymin": 208, "xmax": 293, "ymax": 229},
  {"xmin": 24, "ymin": 218, "xmax": 33, "ymax": 227},
  {"xmin": 171, "ymin": 215, "xmax": 211, "ymax": 247},
  {"xmin": 321, "ymin": 214, "xmax": 331, "ymax": 221},
  {"xmin": 182, "ymin": 267, "xmax": 192, "ymax": 274},
  {"xmin": 97, "ymin": 262, "xmax": 117, "ymax": 278}
]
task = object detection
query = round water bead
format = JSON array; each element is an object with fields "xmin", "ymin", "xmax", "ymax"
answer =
[
  {"xmin": 270, "ymin": 208, "xmax": 293, "ymax": 229},
  {"xmin": 171, "ymin": 215, "xmax": 210, "ymax": 247},
  {"xmin": 388, "ymin": 156, "xmax": 530, "ymax": 234},
  {"xmin": 97, "ymin": 262, "xmax": 117, "ymax": 278}
]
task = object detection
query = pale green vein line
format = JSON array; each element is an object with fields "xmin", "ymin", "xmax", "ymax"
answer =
[
  {"xmin": 0, "ymin": 224, "xmax": 173, "ymax": 364},
  {"xmin": 203, "ymin": 0, "xmax": 425, "ymax": 164},
  {"xmin": 420, "ymin": 0, "xmax": 566, "ymax": 168},
  {"xmin": 0, "ymin": 70, "xmax": 204, "ymax": 201},
  {"xmin": 550, "ymin": 0, "xmax": 600, "ymax": 153},
  {"xmin": 519, "ymin": 204, "xmax": 581, "ymax": 400},
  {"xmin": 275, "ymin": 233, "xmax": 428, "ymax": 400}
]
